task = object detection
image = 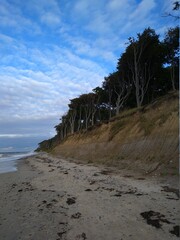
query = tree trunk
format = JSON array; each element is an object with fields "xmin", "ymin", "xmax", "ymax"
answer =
[
  {"xmin": 108, "ymin": 89, "xmax": 112, "ymax": 120},
  {"xmin": 116, "ymin": 95, "xmax": 120, "ymax": 115},
  {"xmin": 77, "ymin": 106, "xmax": 82, "ymax": 132},
  {"xmin": 171, "ymin": 65, "xmax": 176, "ymax": 91}
]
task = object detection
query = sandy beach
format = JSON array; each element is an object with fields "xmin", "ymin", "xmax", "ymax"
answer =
[{"xmin": 0, "ymin": 153, "xmax": 179, "ymax": 240}]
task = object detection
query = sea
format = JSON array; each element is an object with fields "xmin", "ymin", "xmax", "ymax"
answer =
[{"xmin": 0, "ymin": 151, "xmax": 36, "ymax": 174}]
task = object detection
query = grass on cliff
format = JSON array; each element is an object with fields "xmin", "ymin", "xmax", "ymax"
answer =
[{"xmin": 109, "ymin": 120, "xmax": 125, "ymax": 141}]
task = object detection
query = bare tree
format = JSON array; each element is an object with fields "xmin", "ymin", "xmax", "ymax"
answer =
[
  {"xmin": 61, "ymin": 115, "xmax": 68, "ymax": 138},
  {"xmin": 91, "ymin": 94, "xmax": 100, "ymax": 126},
  {"xmin": 83, "ymin": 103, "xmax": 92, "ymax": 130},
  {"xmin": 125, "ymin": 29, "xmax": 160, "ymax": 107},
  {"xmin": 68, "ymin": 109, "xmax": 77, "ymax": 134},
  {"xmin": 77, "ymin": 105, "xmax": 83, "ymax": 131},
  {"xmin": 113, "ymin": 76, "xmax": 131, "ymax": 115},
  {"xmin": 128, "ymin": 38, "xmax": 150, "ymax": 107}
]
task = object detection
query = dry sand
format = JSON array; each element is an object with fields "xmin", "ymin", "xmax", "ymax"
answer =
[{"xmin": 0, "ymin": 153, "xmax": 179, "ymax": 240}]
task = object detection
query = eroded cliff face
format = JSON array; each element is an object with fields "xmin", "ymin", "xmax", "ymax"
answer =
[{"xmin": 52, "ymin": 92, "xmax": 179, "ymax": 175}]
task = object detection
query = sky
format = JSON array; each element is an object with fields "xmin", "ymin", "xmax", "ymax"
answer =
[{"xmin": 0, "ymin": 0, "xmax": 177, "ymax": 152}]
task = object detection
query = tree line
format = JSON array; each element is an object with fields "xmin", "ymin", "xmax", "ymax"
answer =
[{"xmin": 37, "ymin": 26, "xmax": 179, "ymax": 151}]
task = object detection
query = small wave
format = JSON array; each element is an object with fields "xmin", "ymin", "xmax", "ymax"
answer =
[
  {"xmin": 0, "ymin": 153, "xmax": 11, "ymax": 158},
  {"xmin": 0, "ymin": 151, "xmax": 37, "ymax": 173},
  {"xmin": 0, "ymin": 151, "xmax": 36, "ymax": 163}
]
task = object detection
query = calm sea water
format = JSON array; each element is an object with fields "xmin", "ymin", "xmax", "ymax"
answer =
[{"xmin": 0, "ymin": 152, "xmax": 36, "ymax": 174}]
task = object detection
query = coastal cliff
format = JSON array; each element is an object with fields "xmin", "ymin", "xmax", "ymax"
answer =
[{"xmin": 44, "ymin": 92, "xmax": 178, "ymax": 175}]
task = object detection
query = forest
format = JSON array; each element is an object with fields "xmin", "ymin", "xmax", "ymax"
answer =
[{"xmin": 37, "ymin": 26, "xmax": 179, "ymax": 151}]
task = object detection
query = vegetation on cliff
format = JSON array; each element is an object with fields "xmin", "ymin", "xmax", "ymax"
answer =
[
  {"xmin": 36, "ymin": 26, "xmax": 179, "ymax": 153},
  {"xmin": 52, "ymin": 91, "xmax": 178, "ymax": 175}
]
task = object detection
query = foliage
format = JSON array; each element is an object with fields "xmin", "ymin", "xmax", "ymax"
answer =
[
  {"xmin": 118, "ymin": 28, "xmax": 164, "ymax": 107},
  {"xmin": 163, "ymin": 26, "xmax": 179, "ymax": 90}
]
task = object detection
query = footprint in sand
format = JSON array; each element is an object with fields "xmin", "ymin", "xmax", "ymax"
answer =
[
  {"xmin": 66, "ymin": 197, "xmax": 76, "ymax": 205},
  {"xmin": 71, "ymin": 212, "xmax": 82, "ymax": 219},
  {"xmin": 75, "ymin": 232, "xmax": 87, "ymax": 240}
]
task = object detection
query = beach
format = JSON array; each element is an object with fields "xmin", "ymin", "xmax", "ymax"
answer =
[{"xmin": 0, "ymin": 153, "xmax": 179, "ymax": 240}]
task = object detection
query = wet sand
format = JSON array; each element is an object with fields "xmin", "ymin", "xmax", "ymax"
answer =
[{"xmin": 0, "ymin": 153, "xmax": 179, "ymax": 240}]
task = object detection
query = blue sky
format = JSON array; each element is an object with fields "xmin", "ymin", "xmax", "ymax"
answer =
[{"xmin": 0, "ymin": 0, "xmax": 177, "ymax": 152}]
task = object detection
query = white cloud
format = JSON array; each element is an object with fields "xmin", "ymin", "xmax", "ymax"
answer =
[
  {"xmin": 162, "ymin": 0, "xmax": 174, "ymax": 13},
  {"xmin": 0, "ymin": 146, "xmax": 13, "ymax": 150},
  {"xmin": 0, "ymin": 33, "xmax": 14, "ymax": 43},
  {"xmin": 40, "ymin": 12, "xmax": 61, "ymax": 26},
  {"xmin": 0, "ymin": 134, "xmax": 40, "ymax": 138},
  {"xmin": 0, "ymin": 0, "xmax": 41, "ymax": 34},
  {"xmin": 22, "ymin": 0, "xmax": 62, "ymax": 27},
  {"xmin": 26, "ymin": 0, "xmax": 61, "ymax": 13},
  {"xmin": 120, "ymin": 0, "xmax": 157, "ymax": 34},
  {"xmin": 130, "ymin": 0, "xmax": 156, "ymax": 20},
  {"xmin": 0, "ymin": 38, "xmax": 107, "ymax": 125}
]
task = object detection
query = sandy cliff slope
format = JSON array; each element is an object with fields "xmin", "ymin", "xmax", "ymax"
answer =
[{"xmin": 52, "ymin": 92, "xmax": 179, "ymax": 175}]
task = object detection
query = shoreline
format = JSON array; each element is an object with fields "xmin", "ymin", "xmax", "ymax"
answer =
[
  {"xmin": 0, "ymin": 152, "xmax": 37, "ymax": 174},
  {"xmin": 0, "ymin": 153, "xmax": 179, "ymax": 239}
]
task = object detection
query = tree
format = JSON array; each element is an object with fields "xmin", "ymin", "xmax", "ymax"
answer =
[
  {"xmin": 103, "ymin": 72, "xmax": 131, "ymax": 115},
  {"xmin": 118, "ymin": 28, "xmax": 162, "ymax": 107},
  {"xmin": 103, "ymin": 76, "xmax": 114, "ymax": 119},
  {"xmin": 68, "ymin": 97, "xmax": 83, "ymax": 132},
  {"xmin": 173, "ymin": 1, "xmax": 180, "ymax": 10},
  {"xmin": 60, "ymin": 114, "xmax": 69, "ymax": 139},
  {"xmin": 163, "ymin": 26, "xmax": 179, "ymax": 90},
  {"xmin": 93, "ymin": 86, "xmax": 110, "ymax": 122},
  {"xmin": 80, "ymin": 93, "xmax": 99, "ymax": 129},
  {"xmin": 67, "ymin": 109, "xmax": 77, "ymax": 134}
]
